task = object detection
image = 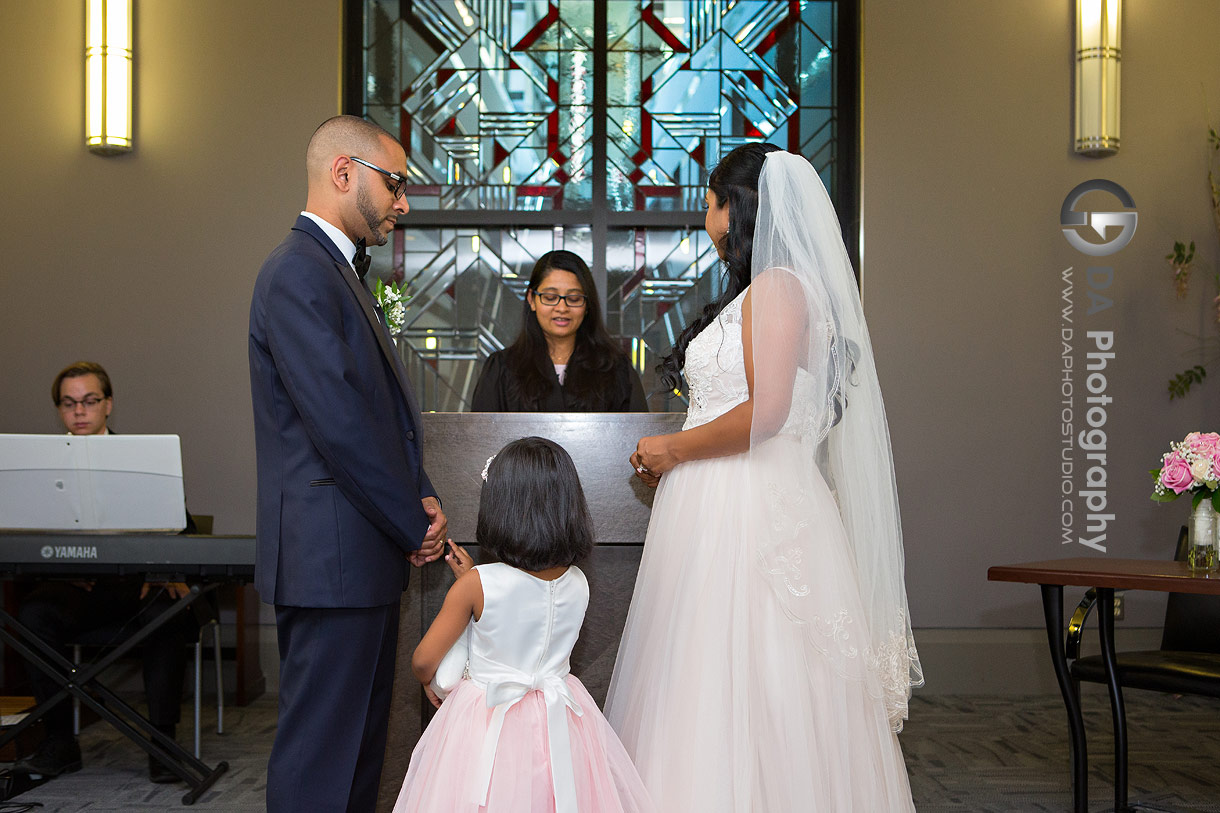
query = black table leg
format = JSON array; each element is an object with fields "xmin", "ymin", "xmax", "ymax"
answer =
[
  {"xmin": 1041, "ymin": 583, "xmax": 1089, "ymax": 813},
  {"xmin": 1096, "ymin": 587, "xmax": 1128, "ymax": 812}
]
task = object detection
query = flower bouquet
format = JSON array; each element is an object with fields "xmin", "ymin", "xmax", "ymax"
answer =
[{"xmin": 1151, "ymin": 431, "xmax": 1220, "ymax": 571}]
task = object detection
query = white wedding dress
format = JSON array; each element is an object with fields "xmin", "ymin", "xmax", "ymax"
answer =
[{"xmin": 605, "ymin": 288, "xmax": 916, "ymax": 812}]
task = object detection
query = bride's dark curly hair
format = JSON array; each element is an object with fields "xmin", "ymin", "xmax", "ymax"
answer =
[{"xmin": 659, "ymin": 142, "xmax": 782, "ymax": 393}]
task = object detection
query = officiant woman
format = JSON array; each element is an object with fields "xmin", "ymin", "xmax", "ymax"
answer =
[{"xmin": 470, "ymin": 250, "xmax": 647, "ymax": 412}]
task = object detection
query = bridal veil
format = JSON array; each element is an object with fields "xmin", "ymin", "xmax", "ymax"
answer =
[{"xmin": 746, "ymin": 151, "xmax": 923, "ymax": 731}]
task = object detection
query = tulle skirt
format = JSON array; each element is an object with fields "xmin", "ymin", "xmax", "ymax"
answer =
[
  {"xmin": 393, "ymin": 675, "xmax": 655, "ymax": 813},
  {"xmin": 605, "ymin": 441, "xmax": 915, "ymax": 812}
]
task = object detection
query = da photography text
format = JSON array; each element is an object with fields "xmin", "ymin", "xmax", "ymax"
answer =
[{"xmin": 1058, "ymin": 179, "xmax": 1137, "ymax": 553}]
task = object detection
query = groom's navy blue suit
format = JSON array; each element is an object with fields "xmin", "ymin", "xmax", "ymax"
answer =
[{"xmin": 250, "ymin": 215, "xmax": 436, "ymax": 812}]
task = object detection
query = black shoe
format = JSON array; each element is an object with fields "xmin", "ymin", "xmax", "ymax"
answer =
[
  {"xmin": 148, "ymin": 754, "xmax": 180, "ymax": 784},
  {"xmin": 13, "ymin": 736, "xmax": 82, "ymax": 778}
]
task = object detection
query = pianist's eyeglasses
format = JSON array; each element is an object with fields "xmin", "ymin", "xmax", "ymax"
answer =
[
  {"xmin": 58, "ymin": 395, "xmax": 107, "ymax": 411},
  {"xmin": 348, "ymin": 156, "xmax": 408, "ymax": 200}
]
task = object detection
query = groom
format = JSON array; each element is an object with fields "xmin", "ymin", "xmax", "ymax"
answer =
[{"xmin": 249, "ymin": 115, "xmax": 446, "ymax": 812}]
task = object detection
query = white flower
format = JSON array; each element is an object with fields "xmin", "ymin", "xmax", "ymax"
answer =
[
  {"xmin": 388, "ymin": 302, "xmax": 406, "ymax": 333},
  {"xmin": 1191, "ymin": 456, "xmax": 1214, "ymax": 484},
  {"xmin": 374, "ymin": 278, "xmax": 410, "ymax": 335}
]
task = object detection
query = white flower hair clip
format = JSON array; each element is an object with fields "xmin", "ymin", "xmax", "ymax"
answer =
[{"xmin": 481, "ymin": 454, "xmax": 496, "ymax": 482}]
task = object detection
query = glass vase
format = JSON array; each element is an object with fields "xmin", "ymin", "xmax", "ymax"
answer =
[{"xmin": 1187, "ymin": 498, "xmax": 1219, "ymax": 573}]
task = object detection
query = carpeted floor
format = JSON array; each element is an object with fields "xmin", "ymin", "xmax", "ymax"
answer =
[
  {"xmin": 3, "ymin": 690, "xmax": 1218, "ymax": 812},
  {"xmin": 902, "ymin": 692, "xmax": 1220, "ymax": 812}
]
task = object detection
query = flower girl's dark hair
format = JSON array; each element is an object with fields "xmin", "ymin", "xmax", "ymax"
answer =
[{"xmin": 476, "ymin": 437, "xmax": 594, "ymax": 571}]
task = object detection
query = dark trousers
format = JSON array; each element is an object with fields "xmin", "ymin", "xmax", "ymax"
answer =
[
  {"xmin": 267, "ymin": 603, "xmax": 400, "ymax": 813},
  {"xmin": 17, "ymin": 579, "xmax": 197, "ymax": 739}
]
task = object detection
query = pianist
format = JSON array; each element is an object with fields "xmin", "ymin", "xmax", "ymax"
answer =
[{"xmin": 12, "ymin": 362, "xmax": 199, "ymax": 784}]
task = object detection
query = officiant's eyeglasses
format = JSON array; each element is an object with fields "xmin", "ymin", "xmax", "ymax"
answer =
[
  {"xmin": 533, "ymin": 291, "xmax": 588, "ymax": 308},
  {"xmin": 349, "ymin": 156, "xmax": 408, "ymax": 200}
]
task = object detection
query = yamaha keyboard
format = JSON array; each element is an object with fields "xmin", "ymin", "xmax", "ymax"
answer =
[
  {"xmin": 0, "ymin": 532, "xmax": 255, "ymax": 579},
  {"xmin": 0, "ymin": 532, "xmax": 254, "ymax": 802}
]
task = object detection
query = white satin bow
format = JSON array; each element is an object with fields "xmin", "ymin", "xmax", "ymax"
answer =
[{"xmin": 471, "ymin": 669, "xmax": 584, "ymax": 812}]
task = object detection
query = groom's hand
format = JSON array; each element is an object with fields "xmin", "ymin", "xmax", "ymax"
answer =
[{"xmin": 409, "ymin": 496, "xmax": 447, "ymax": 567}]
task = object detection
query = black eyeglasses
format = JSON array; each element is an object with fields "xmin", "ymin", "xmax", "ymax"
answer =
[
  {"xmin": 349, "ymin": 156, "xmax": 408, "ymax": 200},
  {"xmin": 58, "ymin": 395, "xmax": 107, "ymax": 411},
  {"xmin": 533, "ymin": 291, "xmax": 588, "ymax": 308}
]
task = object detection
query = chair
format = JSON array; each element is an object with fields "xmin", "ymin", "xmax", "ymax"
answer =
[
  {"xmin": 71, "ymin": 598, "xmax": 225, "ymax": 759},
  {"xmin": 1066, "ymin": 526, "xmax": 1220, "ymax": 699}
]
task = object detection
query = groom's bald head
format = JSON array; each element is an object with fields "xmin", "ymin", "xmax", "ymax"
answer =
[{"xmin": 306, "ymin": 115, "xmax": 398, "ymax": 185}]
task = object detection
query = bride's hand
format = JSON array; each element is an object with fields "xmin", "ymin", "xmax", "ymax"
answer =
[
  {"xmin": 630, "ymin": 449, "xmax": 661, "ymax": 488},
  {"xmin": 632, "ymin": 434, "xmax": 678, "ymax": 486}
]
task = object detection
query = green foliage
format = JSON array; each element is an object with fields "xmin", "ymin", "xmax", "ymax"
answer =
[
  {"xmin": 1168, "ymin": 365, "xmax": 1208, "ymax": 400},
  {"xmin": 1165, "ymin": 240, "xmax": 1196, "ymax": 267}
]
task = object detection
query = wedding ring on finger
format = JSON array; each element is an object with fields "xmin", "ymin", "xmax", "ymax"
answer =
[{"xmin": 636, "ymin": 464, "xmax": 651, "ymax": 475}]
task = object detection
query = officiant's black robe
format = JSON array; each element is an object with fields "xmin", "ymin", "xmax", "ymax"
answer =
[{"xmin": 470, "ymin": 349, "xmax": 647, "ymax": 412}]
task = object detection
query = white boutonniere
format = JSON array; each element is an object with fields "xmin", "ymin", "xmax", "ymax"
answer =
[{"xmin": 373, "ymin": 278, "xmax": 409, "ymax": 336}]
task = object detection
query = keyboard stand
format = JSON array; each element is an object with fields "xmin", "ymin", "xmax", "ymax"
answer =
[{"xmin": 0, "ymin": 583, "xmax": 228, "ymax": 805}]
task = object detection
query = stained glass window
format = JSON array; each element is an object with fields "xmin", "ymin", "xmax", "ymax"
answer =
[{"xmin": 348, "ymin": 0, "xmax": 857, "ymax": 411}]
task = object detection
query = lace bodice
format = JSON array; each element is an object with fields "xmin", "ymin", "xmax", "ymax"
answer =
[
  {"xmin": 682, "ymin": 288, "xmax": 823, "ymax": 437},
  {"xmin": 682, "ymin": 291, "xmax": 750, "ymax": 430}
]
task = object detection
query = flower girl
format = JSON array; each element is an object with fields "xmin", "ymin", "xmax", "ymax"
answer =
[{"xmin": 392, "ymin": 437, "xmax": 654, "ymax": 813}]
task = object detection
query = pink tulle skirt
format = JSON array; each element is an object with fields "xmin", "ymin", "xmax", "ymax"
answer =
[{"xmin": 392, "ymin": 675, "xmax": 655, "ymax": 813}]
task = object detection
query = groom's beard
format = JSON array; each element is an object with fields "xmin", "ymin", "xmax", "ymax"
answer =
[{"xmin": 357, "ymin": 184, "xmax": 391, "ymax": 246}]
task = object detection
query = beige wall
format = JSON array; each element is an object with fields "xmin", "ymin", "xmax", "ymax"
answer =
[
  {"xmin": 2, "ymin": 0, "xmax": 1219, "ymax": 637},
  {"xmin": 863, "ymin": 0, "xmax": 1220, "ymax": 628},
  {"xmin": 0, "ymin": 0, "xmax": 343, "ymax": 534}
]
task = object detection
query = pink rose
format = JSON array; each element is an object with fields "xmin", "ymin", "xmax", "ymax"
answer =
[
  {"xmin": 1159, "ymin": 452, "xmax": 1195, "ymax": 494},
  {"xmin": 1190, "ymin": 432, "xmax": 1220, "ymax": 459}
]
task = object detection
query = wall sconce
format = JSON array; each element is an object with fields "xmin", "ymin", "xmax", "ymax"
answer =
[
  {"xmin": 1075, "ymin": 0, "xmax": 1121, "ymax": 156},
  {"xmin": 86, "ymin": 0, "xmax": 133, "ymax": 154}
]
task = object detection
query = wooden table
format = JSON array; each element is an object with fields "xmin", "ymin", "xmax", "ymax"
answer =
[{"xmin": 988, "ymin": 558, "xmax": 1220, "ymax": 813}]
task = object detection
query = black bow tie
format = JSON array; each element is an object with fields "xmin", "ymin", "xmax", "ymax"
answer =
[{"xmin": 353, "ymin": 239, "xmax": 371, "ymax": 281}]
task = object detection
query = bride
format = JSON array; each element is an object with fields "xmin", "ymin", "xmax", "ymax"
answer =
[{"xmin": 606, "ymin": 144, "xmax": 923, "ymax": 811}]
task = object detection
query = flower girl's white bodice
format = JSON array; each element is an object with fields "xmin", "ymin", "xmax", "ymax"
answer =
[{"xmin": 468, "ymin": 563, "xmax": 588, "ymax": 691}]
